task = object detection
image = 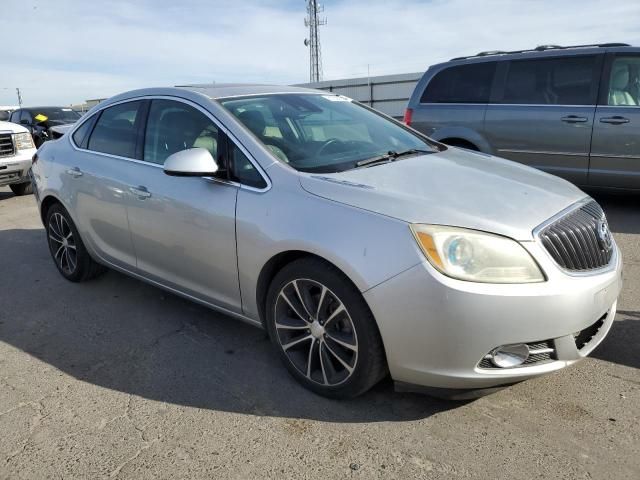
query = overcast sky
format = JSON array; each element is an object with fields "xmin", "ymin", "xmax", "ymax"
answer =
[{"xmin": 2, "ymin": 0, "xmax": 639, "ymax": 106}]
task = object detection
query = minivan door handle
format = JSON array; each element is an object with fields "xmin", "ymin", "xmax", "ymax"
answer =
[
  {"xmin": 561, "ymin": 115, "xmax": 588, "ymax": 123},
  {"xmin": 600, "ymin": 116, "xmax": 630, "ymax": 125},
  {"xmin": 66, "ymin": 167, "xmax": 83, "ymax": 177},
  {"xmin": 129, "ymin": 185, "xmax": 152, "ymax": 199}
]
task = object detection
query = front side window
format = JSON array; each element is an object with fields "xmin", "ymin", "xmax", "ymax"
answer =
[
  {"xmin": 88, "ymin": 101, "xmax": 141, "ymax": 158},
  {"xmin": 221, "ymin": 94, "xmax": 436, "ymax": 173},
  {"xmin": 421, "ymin": 62, "xmax": 496, "ymax": 103},
  {"xmin": 144, "ymin": 100, "xmax": 219, "ymax": 166},
  {"xmin": 502, "ymin": 55, "xmax": 598, "ymax": 105},
  {"xmin": 607, "ymin": 56, "xmax": 640, "ymax": 106}
]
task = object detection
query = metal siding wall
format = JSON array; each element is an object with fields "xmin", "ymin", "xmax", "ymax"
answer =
[{"xmin": 297, "ymin": 72, "xmax": 422, "ymax": 118}]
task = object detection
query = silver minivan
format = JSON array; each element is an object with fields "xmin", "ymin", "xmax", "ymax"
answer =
[{"xmin": 405, "ymin": 43, "xmax": 640, "ymax": 190}]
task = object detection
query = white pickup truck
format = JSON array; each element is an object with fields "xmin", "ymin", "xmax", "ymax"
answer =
[{"xmin": 0, "ymin": 120, "xmax": 37, "ymax": 195}]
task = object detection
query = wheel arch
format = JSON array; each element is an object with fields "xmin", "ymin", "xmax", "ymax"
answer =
[
  {"xmin": 429, "ymin": 126, "xmax": 492, "ymax": 153},
  {"xmin": 255, "ymin": 250, "xmax": 363, "ymax": 328},
  {"xmin": 40, "ymin": 194, "xmax": 64, "ymax": 225}
]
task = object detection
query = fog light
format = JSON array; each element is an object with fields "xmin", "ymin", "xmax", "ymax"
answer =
[{"xmin": 490, "ymin": 343, "xmax": 530, "ymax": 368}]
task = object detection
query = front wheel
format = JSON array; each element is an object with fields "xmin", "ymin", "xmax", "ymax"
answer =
[
  {"xmin": 266, "ymin": 258, "xmax": 387, "ymax": 399},
  {"xmin": 9, "ymin": 182, "xmax": 33, "ymax": 196}
]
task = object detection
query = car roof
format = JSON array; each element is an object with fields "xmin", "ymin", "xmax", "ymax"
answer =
[{"xmin": 435, "ymin": 44, "xmax": 640, "ymax": 68}]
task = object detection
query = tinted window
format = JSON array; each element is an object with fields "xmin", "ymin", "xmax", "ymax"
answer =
[
  {"xmin": 88, "ymin": 101, "xmax": 141, "ymax": 158},
  {"xmin": 28, "ymin": 108, "xmax": 80, "ymax": 124},
  {"xmin": 502, "ymin": 56, "xmax": 598, "ymax": 105},
  {"xmin": 9, "ymin": 110, "xmax": 20, "ymax": 123},
  {"xmin": 20, "ymin": 110, "xmax": 32, "ymax": 125},
  {"xmin": 607, "ymin": 56, "xmax": 640, "ymax": 106},
  {"xmin": 229, "ymin": 143, "xmax": 267, "ymax": 189},
  {"xmin": 72, "ymin": 117, "xmax": 96, "ymax": 148},
  {"xmin": 144, "ymin": 100, "xmax": 219, "ymax": 166},
  {"xmin": 421, "ymin": 62, "xmax": 496, "ymax": 103}
]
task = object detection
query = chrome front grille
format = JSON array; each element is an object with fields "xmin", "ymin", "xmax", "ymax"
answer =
[
  {"xmin": 538, "ymin": 201, "xmax": 613, "ymax": 271},
  {"xmin": 0, "ymin": 134, "xmax": 14, "ymax": 157}
]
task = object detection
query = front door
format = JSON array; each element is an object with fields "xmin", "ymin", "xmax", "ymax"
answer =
[
  {"xmin": 125, "ymin": 99, "xmax": 242, "ymax": 312},
  {"xmin": 589, "ymin": 54, "xmax": 640, "ymax": 189},
  {"xmin": 484, "ymin": 54, "xmax": 602, "ymax": 185}
]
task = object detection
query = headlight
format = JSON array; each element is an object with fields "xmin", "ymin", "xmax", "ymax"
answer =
[
  {"xmin": 12, "ymin": 132, "xmax": 35, "ymax": 150},
  {"xmin": 410, "ymin": 225, "xmax": 545, "ymax": 283}
]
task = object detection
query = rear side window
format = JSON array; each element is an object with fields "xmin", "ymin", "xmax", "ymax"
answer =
[
  {"xmin": 421, "ymin": 62, "xmax": 496, "ymax": 103},
  {"xmin": 72, "ymin": 117, "xmax": 95, "ymax": 149},
  {"xmin": 88, "ymin": 101, "xmax": 142, "ymax": 158},
  {"xmin": 502, "ymin": 56, "xmax": 598, "ymax": 105}
]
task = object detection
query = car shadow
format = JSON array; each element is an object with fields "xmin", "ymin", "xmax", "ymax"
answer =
[
  {"xmin": 589, "ymin": 192, "xmax": 640, "ymax": 235},
  {"xmin": 592, "ymin": 310, "xmax": 640, "ymax": 370},
  {"xmin": 0, "ymin": 228, "xmax": 459, "ymax": 423},
  {"xmin": 0, "ymin": 190, "xmax": 16, "ymax": 201}
]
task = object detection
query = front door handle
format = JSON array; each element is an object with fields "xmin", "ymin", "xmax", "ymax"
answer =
[
  {"xmin": 600, "ymin": 116, "xmax": 630, "ymax": 125},
  {"xmin": 561, "ymin": 115, "xmax": 588, "ymax": 123},
  {"xmin": 66, "ymin": 167, "xmax": 83, "ymax": 178},
  {"xmin": 129, "ymin": 186, "xmax": 152, "ymax": 199}
]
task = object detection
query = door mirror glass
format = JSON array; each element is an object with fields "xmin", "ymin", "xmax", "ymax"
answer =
[{"xmin": 164, "ymin": 147, "xmax": 219, "ymax": 177}]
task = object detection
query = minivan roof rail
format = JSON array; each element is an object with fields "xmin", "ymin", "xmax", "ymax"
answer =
[{"xmin": 450, "ymin": 43, "xmax": 631, "ymax": 61}]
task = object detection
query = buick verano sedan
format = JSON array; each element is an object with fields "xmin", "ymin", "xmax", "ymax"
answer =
[{"xmin": 30, "ymin": 85, "xmax": 622, "ymax": 399}]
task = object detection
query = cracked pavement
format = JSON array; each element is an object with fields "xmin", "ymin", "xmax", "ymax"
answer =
[{"xmin": 0, "ymin": 186, "xmax": 638, "ymax": 479}]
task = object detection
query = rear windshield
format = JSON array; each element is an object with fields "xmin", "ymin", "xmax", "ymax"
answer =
[{"xmin": 220, "ymin": 93, "xmax": 435, "ymax": 173}]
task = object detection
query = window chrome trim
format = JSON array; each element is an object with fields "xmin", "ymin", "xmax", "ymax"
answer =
[
  {"xmin": 67, "ymin": 95, "xmax": 272, "ymax": 193},
  {"xmin": 532, "ymin": 197, "xmax": 617, "ymax": 277},
  {"xmin": 418, "ymin": 102, "xmax": 597, "ymax": 107}
]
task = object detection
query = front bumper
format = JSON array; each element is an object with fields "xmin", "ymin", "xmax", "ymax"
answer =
[
  {"xmin": 364, "ymin": 240, "xmax": 622, "ymax": 390},
  {"xmin": 0, "ymin": 148, "xmax": 35, "ymax": 186}
]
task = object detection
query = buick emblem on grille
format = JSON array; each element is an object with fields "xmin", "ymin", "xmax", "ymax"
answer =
[{"xmin": 597, "ymin": 219, "xmax": 613, "ymax": 252}]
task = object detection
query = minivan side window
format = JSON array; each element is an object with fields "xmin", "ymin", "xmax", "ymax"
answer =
[
  {"xmin": 144, "ymin": 99, "xmax": 219, "ymax": 166},
  {"xmin": 502, "ymin": 56, "xmax": 598, "ymax": 105},
  {"xmin": 607, "ymin": 56, "xmax": 640, "ymax": 106},
  {"xmin": 421, "ymin": 62, "xmax": 496, "ymax": 103},
  {"xmin": 87, "ymin": 101, "xmax": 142, "ymax": 158}
]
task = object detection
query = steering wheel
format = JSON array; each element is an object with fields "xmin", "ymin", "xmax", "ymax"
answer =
[{"xmin": 316, "ymin": 138, "xmax": 344, "ymax": 157}]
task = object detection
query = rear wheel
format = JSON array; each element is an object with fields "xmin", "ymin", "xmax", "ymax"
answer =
[
  {"xmin": 10, "ymin": 182, "xmax": 33, "ymax": 196},
  {"xmin": 266, "ymin": 258, "xmax": 387, "ymax": 399},
  {"xmin": 45, "ymin": 204, "xmax": 105, "ymax": 282}
]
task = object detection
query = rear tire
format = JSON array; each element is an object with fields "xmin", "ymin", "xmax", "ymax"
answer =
[
  {"xmin": 265, "ymin": 258, "xmax": 387, "ymax": 399},
  {"xmin": 45, "ymin": 203, "xmax": 106, "ymax": 282},
  {"xmin": 10, "ymin": 182, "xmax": 33, "ymax": 196}
]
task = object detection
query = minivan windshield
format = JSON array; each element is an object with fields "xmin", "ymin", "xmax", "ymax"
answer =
[{"xmin": 220, "ymin": 94, "xmax": 436, "ymax": 173}]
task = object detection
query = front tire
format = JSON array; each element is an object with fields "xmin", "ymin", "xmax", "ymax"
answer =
[
  {"xmin": 266, "ymin": 258, "xmax": 387, "ymax": 399},
  {"xmin": 45, "ymin": 204, "xmax": 105, "ymax": 282},
  {"xmin": 10, "ymin": 182, "xmax": 33, "ymax": 196}
]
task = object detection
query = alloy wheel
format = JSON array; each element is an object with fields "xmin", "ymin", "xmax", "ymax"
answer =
[
  {"xmin": 274, "ymin": 279, "xmax": 358, "ymax": 386},
  {"xmin": 48, "ymin": 212, "xmax": 78, "ymax": 275}
]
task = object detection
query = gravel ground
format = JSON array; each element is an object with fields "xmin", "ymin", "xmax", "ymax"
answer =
[{"xmin": 0, "ymin": 186, "xmax": 638, "ymax": 479}]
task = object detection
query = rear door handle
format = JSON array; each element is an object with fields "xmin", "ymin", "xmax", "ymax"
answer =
[
  {"xmin": 600, "ymin": 116, "xmax": 630, "ymax": 125},
  {"xmin": 561, "ymin": 115, "xmax": 588, "ymax": 123},
  {"xmin": 66, "ymin": 167, "xmax": 83, "ymax": 177},
  {"xmin": 129, "ymin": 185, "xmax": 151, "ymax": 199}
]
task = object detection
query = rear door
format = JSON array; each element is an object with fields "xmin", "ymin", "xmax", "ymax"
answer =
[
  {"xmin": 589, "ymin": 53, "xmax": 640, "ymax": 189},
  {"xmin": 484, "ymin": 54, "xmax": 602, "ymax": 185}
]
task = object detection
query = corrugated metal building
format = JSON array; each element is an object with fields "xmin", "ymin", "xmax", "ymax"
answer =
[{"xmin": 296, "ymin": 72, "xmax": 423, "ymax": 118}]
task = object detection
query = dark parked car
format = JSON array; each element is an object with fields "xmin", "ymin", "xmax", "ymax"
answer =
[
  {"xmin": 9, "ymin": 106, "xmax": 81, "ymax": 147},
  {"xmin": 405, "ymin": 43, "xmax": 640, "ymax": 190}
]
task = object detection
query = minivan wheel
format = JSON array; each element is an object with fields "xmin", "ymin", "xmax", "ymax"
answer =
[
  {"xmin": 9, "ymin": 182, "xmax": 33, "ymax": 196},
  {"xmin": 45, "ymin": 204, "xmax": 105, "ymax": 282},
  {"xmin": 266, "ymin": 258, "xmax": 387, "ymax": 399}
]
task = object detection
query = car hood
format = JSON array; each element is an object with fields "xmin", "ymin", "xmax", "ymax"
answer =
[
  {"xmin": 299, "ymin": 148, "xmax": 587, "ymax": 241},
  {"xmin": 0, "ymin": 120, "xmax": 27, "ymax": 134}
]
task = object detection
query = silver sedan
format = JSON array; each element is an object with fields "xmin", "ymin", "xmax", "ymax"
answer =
[{"xmin": 30, "ymin": 85, "xmax": 622, "ymax": 399}]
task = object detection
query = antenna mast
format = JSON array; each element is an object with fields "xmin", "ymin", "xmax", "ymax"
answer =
[{"xmin": 304, "ymin": 0, "xmax": 326, "ymax": 83}]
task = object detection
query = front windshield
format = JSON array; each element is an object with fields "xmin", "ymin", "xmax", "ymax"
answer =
[
  {"xmin": 220, "ymin": 94, "xmax": 436, "ymax": 173},
  {"xmin": 33, "ymin": 108, "xmax": 81, "ymax": 124}
]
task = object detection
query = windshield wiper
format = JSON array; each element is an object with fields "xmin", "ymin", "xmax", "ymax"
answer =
[{"xmin": 355, "ymin": 148, "xmax": 432, "ymax": 168}]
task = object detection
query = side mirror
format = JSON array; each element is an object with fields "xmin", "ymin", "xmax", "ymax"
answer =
[{"xmin": 164, "ymin": 148, "xmax": 219, "ymax": 177}]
